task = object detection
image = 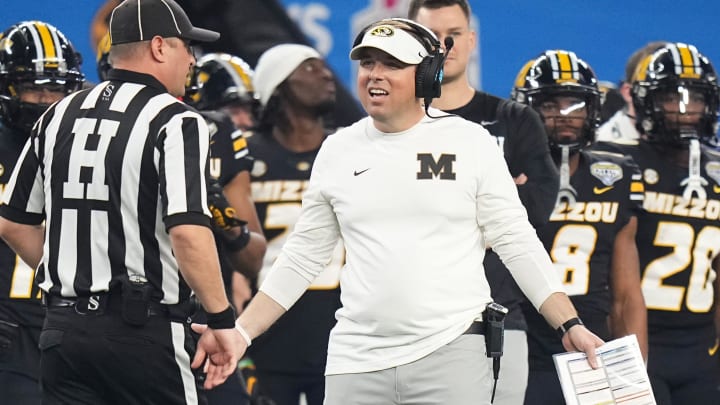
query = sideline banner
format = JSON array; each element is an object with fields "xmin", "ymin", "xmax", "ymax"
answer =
[{"xmin": 280, "ymin": 0, "xmax": 719, "ymax": 97}]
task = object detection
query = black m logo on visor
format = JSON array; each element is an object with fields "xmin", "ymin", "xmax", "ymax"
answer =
[{"xmin": 417, "ymin": 153, "xmax": 456, "ymax": 180}]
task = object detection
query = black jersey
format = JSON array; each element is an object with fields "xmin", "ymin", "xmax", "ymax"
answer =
[
  {"xmin": 202, "ymin": 110, "xmax": 253, "ymax": 293},
  {"xmin": 600, "ymin": 140, "xmax": 720, "ymax": 346},
  {"xmin": 0, "ymin": 121, "xmax": 44, "ymax": 328},
  {"xmin": 246, "ymin": 130, "xmax": 342, "ymax": 375},
  {"xmin": 522, "ymin": 148, "xmax": 644, "ymax": 370},
  {"xmin": 204, "ymin": 110, "xmax": 253, "ymax": 187},
  {"xmin": 447, "ymin": 91, "xmax": 558, "ymax": 226},
  {"xmin": 447, "ymin": 91, "xmax": 559, "ymax": 329},
  {"xmin": 0, "ymin": 120, "xmax": 44, "ymax": 380}
]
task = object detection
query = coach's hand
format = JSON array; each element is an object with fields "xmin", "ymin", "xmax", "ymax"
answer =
[
  {"xmin": 561, "ymin": 325, "xmax": 604, "ymax": 369},
  {"xmin": 191, "ymin": 324, "xmax": 248, "ymax": 389}
]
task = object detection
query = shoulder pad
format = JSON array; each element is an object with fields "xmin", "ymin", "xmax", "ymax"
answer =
[
  {"xmin": 586, "ymin": 149, "xmax": 625, "ymax": 159},
  {"xmin": 703, "ymin": 146, "xmax": 720, "ymax": 158},
  {"xmin": 607, "ymin": 138, "xmax": 639, "ymax": 146}
]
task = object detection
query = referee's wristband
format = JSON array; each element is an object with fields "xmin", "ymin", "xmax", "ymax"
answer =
[
  {"xmin": 557, "ymin": 317, "xmax": 584, "ymax": 338},
  {"xmin": 206, "ymin": 305, "xmax": 236, "ymax": 329},
  {"xmin": 225, "ymin": 225, "xmax": 251, "ymax": 252},
  {"xmin": 234, "ymin": 319, "xmax": 252, "ymax": 347}
]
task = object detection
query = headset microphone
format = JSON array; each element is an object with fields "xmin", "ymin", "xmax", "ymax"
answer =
[
  {"xmin": 423, "ymin": 36, "xmax": 456, "ymax": 119},
  {"xmin": 443, "ymin": 37, "xmax": 455, "ymax": 58}
]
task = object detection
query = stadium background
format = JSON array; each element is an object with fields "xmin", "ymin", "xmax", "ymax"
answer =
[{"xmin": 3, "ymin": 0, "xmax": 718, "ymax": 99}]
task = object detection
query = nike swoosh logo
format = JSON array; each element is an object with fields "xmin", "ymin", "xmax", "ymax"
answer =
[
  {"xmin": 714, "ymin": 185, "xmax": 720, "ymax": 193},
  {"xmin": 480, "ymin": 120, "xmax": 498, "ymax": 126},
  {"xmin": 354, "ymin": 168, "xmax": 370, "ymax": 176},
  {"xmin": 593, "ymin": 186, "xmax": 614, "ymax": 194},
  {"xmin": 709, "ymin": 339, "xmax": 719, "ymax": 356}
]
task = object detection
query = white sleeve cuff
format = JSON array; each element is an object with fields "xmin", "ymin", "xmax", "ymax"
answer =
[{"xmin": 259, "ymin": 264, "xmax": 314, "ymax": 310}]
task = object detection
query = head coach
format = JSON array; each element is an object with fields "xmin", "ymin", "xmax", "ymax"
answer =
[{"xmin": 0, "ymin": 0, "xmax": 245, "ymax": 403}]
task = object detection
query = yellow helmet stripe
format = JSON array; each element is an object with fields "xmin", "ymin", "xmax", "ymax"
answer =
[
  {"xmin": 547, "ymin": 50, "xmax": 578, "ymax": 82},
  {"xmin": 217, "ymin": 56, "xmax": 255, "ymax": 94},
  {"xmin": 230, "ymin": 61, "xmax": 254, "ymax": 93},
  {"xmin": 514, "ymin": 60, "xmax": 534, "ymax": 89},
  {"xmin": 633, "ymin": 54, "xmax": 653, "ymax": 82},
  {"xmin": 34, "ymin": 21, "xmax": 57, "ymax": 60},
  {"xmin": 678, "ymin": 45, "xmax": 695, "ymax": 77},
  {"xmin": 96, "ymin": 32, "xmax": 112, "ymax": 62},
  {"xmin": 557, "ymin": 51, "xmax": 573, "ymax": 80},
  {"xmin": 669, "ymin": 43, "xmax": 701, "ymax": 79}
]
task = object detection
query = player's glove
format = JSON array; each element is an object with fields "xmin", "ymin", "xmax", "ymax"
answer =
[
  {"xmin": 238, "ymin": 358, "xmax": 277, "ymax": 405},
  {"xmin": 207, "ymin": 181, "xmax": 247, "ymax": 232},
  {"xmin": 207, "ymin": 180, "xmax": 252, "ymax": 252}
]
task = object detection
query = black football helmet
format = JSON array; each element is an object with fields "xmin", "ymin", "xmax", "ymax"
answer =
[
  {"xmin": 96, "ymin": 31, "xmax": 112, "ymax": 81},
  {"xmin": 0, "ymin": 21, "xmax": 84, "ymax": 131},
  {"xmin": 632, "ymin": 42, "xmax": 719, "ymax": 146},
  {"xmin": 512, "ymin": 49, "xmax": 601, "ymax": 151},
  {"xmin": 185, "ymin": 53, "xmax": 258, "ymax": 112}
]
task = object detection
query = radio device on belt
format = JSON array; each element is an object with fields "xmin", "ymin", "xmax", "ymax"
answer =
[
  {"xmin": 121, "ymin": 275, "xmax": 154, "ymax": 326},
  {"xmin": 483, "ymin": 302, "xmax": 508, "ymax": 403}
]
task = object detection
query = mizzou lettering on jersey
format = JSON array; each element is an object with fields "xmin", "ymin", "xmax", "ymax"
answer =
[
  {"xmin": 644, "ymin": 191, "xmax": 720, "ymax": 221},
  {"xmin": 251, "ymin": 180, "xmax": 310, "ymax": 203},
  {"xmin": 209, "ymin": 157, "xmax": 221, "ymax": 179},
  {"xmin": 549, "ymin": 201, "xmax": 619, "ymax": 223},
  {"xmin": 640, "ymin": 220, "xmax": 719, "ymax": 313},
  {"xmin": 416, "ymin": 153, "xmax": 456, "ymax": 180}
]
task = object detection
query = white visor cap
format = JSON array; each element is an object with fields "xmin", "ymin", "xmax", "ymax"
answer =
[{"xmin": 350, "ymin": 24, "xmax": 429, "ymax": 65}]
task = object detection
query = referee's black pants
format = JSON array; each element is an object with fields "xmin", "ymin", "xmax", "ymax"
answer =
[{"xmin": 39, "ymin": 304, "xmax": 206, "ymax": 405}]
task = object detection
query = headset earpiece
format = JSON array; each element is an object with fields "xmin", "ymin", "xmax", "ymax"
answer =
[
  {"xmin": 391, "ymin": 19, "xmax": 444, "ymax": 100},
  {"xmin": 415, "ymin": 52, "xmax": 444, "ymax": 99}
]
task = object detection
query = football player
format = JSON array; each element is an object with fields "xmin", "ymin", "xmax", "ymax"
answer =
[
  {"xmin": 186, "ymin": 52, "xmax": 259, "ymax": 131},
  {"xmin": 596, "ymin": 41, "xmax": 668, "ymax": 143},
  {"xmin": 0, "ymin": 20, "xmax": 84, "ymax": 404},
  {"xmin": 245, "ymin": 43, "xmax": 341, "ymax": 405},
  {"xmin": 598, "ymin": 42, "xmax": 720, "ymax": 405},
  {"xmin": 512, "ymin": 49, "xmax": 648, "ymax": 405},
  {"xmin": 185, "ymin": 52, "xmax": 268, "ymax": 405}
]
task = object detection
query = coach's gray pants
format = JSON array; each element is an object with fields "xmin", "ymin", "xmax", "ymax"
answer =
[
  {"xmin": 324, "ymin": 334, "xmax": 492, "ymax": 405},
  {"xmin": 488, "ymin": 329, "xmax": 528, "ymax": 405}
]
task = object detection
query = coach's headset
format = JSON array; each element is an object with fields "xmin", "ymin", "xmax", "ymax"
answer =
[{"xmin": 352, "ymin": 18, "xmax": 454, "ymax": 110}]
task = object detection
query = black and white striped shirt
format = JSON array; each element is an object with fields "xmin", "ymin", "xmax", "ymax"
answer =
[{"xmin": 0, "ymin": 69, "xmax": 212, "ymax": 304}]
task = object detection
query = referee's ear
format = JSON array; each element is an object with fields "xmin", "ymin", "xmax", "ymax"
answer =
[{"xmin": 150, "ymin": 35, "xmax": 170, "ymax": 63}]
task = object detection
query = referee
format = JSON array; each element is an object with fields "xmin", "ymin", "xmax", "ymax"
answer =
[{"xmin": 0, "ymin": 0, "xmax": 243, "ymax": 403}]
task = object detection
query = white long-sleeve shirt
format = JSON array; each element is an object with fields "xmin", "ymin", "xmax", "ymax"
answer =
[
  {"xmin": 595, "ymin": 110, "xmax": 640, "ymax": 142},
  {"xmin": 260, "ymin": 111, "xmax": 563, "ymax": 374}
]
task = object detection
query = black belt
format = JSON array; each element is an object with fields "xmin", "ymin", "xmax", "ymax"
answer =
[
  {"xmin": 43, "ymin": 293, "xmax": 169, "ymax": 317},
  {"xmin": 463, "ymin": 321, "xmax": 485, "ymax": 335}
]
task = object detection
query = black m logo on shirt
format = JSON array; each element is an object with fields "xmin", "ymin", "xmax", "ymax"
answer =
[{"xmin": 417, "ymin": 153, "xmax": 456, "ymax": 180}]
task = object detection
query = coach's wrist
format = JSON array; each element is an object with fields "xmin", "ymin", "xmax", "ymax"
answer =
[
  {"xmin": 234, "ymin": 318, "xmax": 252, "ymax": 346},
  {"xmin": 556, "ymin": 317, "xmax": 584, "ymax": 338}
]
